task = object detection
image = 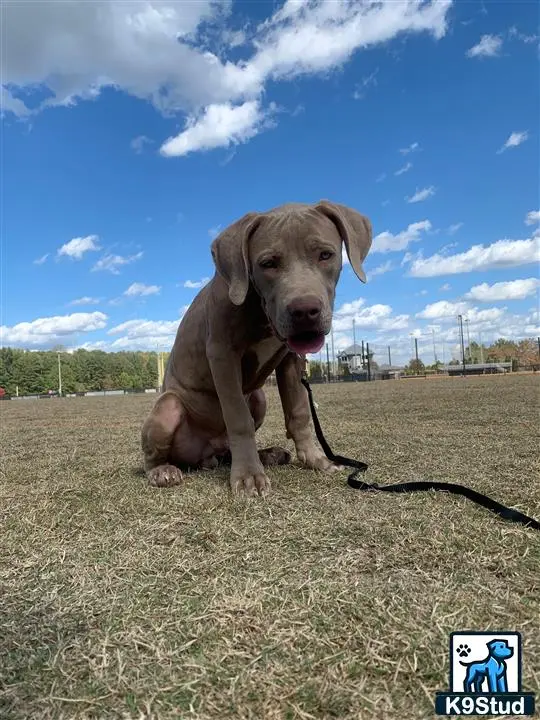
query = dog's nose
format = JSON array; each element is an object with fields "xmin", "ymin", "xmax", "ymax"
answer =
[{"xmin": 287, "ymin": 296, "xmax": 322, "ymax": 323}]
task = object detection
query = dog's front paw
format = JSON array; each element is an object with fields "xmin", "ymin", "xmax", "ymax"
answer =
[
  {"xmin": 229, "ymin": 467, "xmax": 271, "ymax": 497},
  {"xmin": 147, "ymin": 464, "xmax": 183, "ymax": 487},
  {"xmin": 297, "ymin": 447, "xmax": 343, "ymax": 474}
]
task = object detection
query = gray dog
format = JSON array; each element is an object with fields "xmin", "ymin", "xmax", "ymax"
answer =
[
  {"xmin": 461, "ymin": 639, "xmax": 514, "ymax": 693},
  {"xmin": 141, "ymin": 200, "xmax": 372, "ymax": 496}
]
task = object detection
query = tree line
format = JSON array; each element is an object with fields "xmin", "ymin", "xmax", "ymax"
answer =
[
  {"xmin": 0, "ymin": 338, "xmax": 538, "ymax": 396},
  {"xmin": 0, "ymin": 347, "xmax": 169, "ymax": 396},
  {"xmin": 308, "ymin": 337, "xmax": 539, "ymax": 379},
  {"xmin": 403, "ymin": 338, "xmax": 539, "ymax": 375}
]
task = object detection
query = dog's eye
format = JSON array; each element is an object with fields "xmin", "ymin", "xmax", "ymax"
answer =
[
  {"xmin": 260, "ymin": 258, "xmax": 278, "ymax": 269},
  {"xmin": 319, "ymin": 251, "xmax": 333, "ymax": 261}
]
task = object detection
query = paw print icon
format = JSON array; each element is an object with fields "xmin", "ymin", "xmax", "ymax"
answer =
[{"xmin": 456, "ymin": 643, "xmax": 471, "ymax": 658}]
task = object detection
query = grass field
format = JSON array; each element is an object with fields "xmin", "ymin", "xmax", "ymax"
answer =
[{"xmin": 1, "ymin": 374, "xmax": 539, "ymax": 719}]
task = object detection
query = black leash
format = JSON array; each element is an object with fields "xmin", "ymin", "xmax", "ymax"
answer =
[{"xmin": 301, "ymin": 377, "xmax": 540, "ymax": 532}]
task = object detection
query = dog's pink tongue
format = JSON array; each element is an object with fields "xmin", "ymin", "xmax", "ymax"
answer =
[{"xmin": 288, "ymin": 334, "xmax": 325, "ymax": 355}]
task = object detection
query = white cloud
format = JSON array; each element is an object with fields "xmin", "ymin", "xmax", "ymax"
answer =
[
  {"xmin": 160, "ymin": 100, "xmax": 276, "ymax": 157},
  {"xmin": 508, "ymin": 26, "xmax": 538, "ymax": 45},
  {"xmin": 394, "ymin": 162, "xmax": 412, "ymax": 176},
  {"xmin": 222, "ymin": 28, "xmax": 247, "ymax": 49},
  {"xmin": 105, "ymin": 307, "xmax": 190, "ymax": 350},
  {"xmin": 497, "ymin": 130, "xmax": 528, "ymax": 154},
  {"xmin": 371, "ymin": 220, "xmax": 431, "ymax": 254},
  {"xmin": 352, "ymin": 68, "xmax": 378, "ymax": 100},
  {"xmin": 416, "ymin": 301, "xmax": 506, "ymax": 326},
  {"xmin": 108, "ymin": 319, "xmax": 180, "ymax": 338},
  {"xmin": 376, "ymin": 173, "xmax": 387, "ymax": 183},
  {"xmin": 57, "ymin": 235, "xmax": 100, "ymax": 260},
  {"xmin": 416, "ymin": 300, "xmax": 471, "ymax": 320},
  {"xmin": 399, "ymin": 142, "xmax": 420, "ymax": 155},
  {"xmin": 1, "ymin": 86, "xmax": 31, "ymax": 116},
  {"xmin": 0, "ymin": 311, "xmax": 107, "ymax": 347},
  {"xmin": 438, "ymin": 241, "xmax": 458, "ymax": 254},
  {"xmin": 183, "ymin": 277, "xmax": 210, "ymax": 289},
  {"xmin": 76, "ymin": 340, "xmax": 110, "ymax": 351},
  {"xmin": 2, "ymin": 0, "xmax": 452, "ymax": 151},
  {"xmin": 447, "ymin": 222, "xmax": 463, "ymax": 235},
  {"xmin": 465, "ymin": 278, "xmax": 540, "ymax": 302},
  {"xmin": 92, "ymin": 251, "xmax": 143, "ymax": 275},
  {"xmin": 124, "ymin": 282, "xmax": 161, "ymax": 297},
  {"xmin": 408, "ymin": 236, "xmax": 540, "ymax": 277},
  {"xmin": 368, "ymin": 261, "xmax": 394, "ymax": 278},
  {"xmin": 69, "ymin": 296, "xmax": 100, "ymax": 306},
  {"xmin": 208, "ymin": 225, "xmax": 222, "ymax": 239},
  {"xmin": 406, "ymin": 186, "xmax": 436, "ymax": 203},
  {"xmin": 439, "ymin": 283, "xmax": 451, "ymax": 291},
  {"xmin": 333, "ymin": 298, "xmax": 409, "ymax": 333},
  {"xmin": 525, "ymin": 210, "xmax": 540, "ymax": 226},
  {"xmin": 334, "ymin": 302, "xmax": 391, "ymax": 330},
  {"xmin": 466, "ymin": 34, "xmax": 503, "ymax": 58},
  {"xmin": 33, "ymin": 253, "xmax": 49, "ymax": 265},
  {"xmin": 130, "ymin": 135, "xmax": 153, "ymax": 153}
]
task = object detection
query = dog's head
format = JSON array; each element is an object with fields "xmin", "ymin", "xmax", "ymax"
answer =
[
  {"xmin": 211, "ymin": 200, "xmax": 372, "ymax": 354},
  {"xmin": 487, "ymin": 640, "xmax": 513, "ymax": 660}
]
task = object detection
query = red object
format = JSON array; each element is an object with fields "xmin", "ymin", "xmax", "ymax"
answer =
[{"xmin": 0, "ymin": 388, "xmax": 5, "ymax": 397}]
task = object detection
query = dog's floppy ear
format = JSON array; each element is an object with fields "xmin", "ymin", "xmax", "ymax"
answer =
[
  {"xmin": 211, "ymin": 212, "xmax": 262, "ymax": 305},
  {"xmin": 315, "ymin": 200, "xmax": 372, "ymax": 283}
]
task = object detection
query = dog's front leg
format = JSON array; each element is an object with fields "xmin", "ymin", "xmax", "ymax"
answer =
[
  {"xmin": 276, "ymin": 352, "xmax": 342, "ymax": 474},
  {"xmin": 207, "ymin": 343, "xmax": 270, "ymax": 496},
  {"xmin": 496, "ymin": 672, "xmax": 507, "ymax": 693}
]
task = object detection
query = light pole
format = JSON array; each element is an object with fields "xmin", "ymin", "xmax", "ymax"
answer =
[
  {"xmin": 326, "ymin": 343, "xmax": 331, "ymax": 382},
  {"xmin": 432, "ymin": 327, "xmax": 438, "ymax": 365},
  {"xmin": 352, "ymin": 319, "xmax": 357, "ymax": 370},
  {"xmin": 465, "ymin": 318, "xmax": 471, "ymax": 362},
  {"xmin": 331, "ymin": 328, "xmax": 336, "ymax": 379},
  {"xmin": 457, "ymin": 315, "xmax": 467, "ymax": 376},
  {"xmin": 156, "ymin": 346, "xmax": 164, "ymax": 391}
]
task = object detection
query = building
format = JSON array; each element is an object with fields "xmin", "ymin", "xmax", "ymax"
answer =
[
  {"xmin": 377, "ymin": 364, "xmax": 403, "ymax": 380},
  {"xmin": 443, "ymin": 362, "xmax": 512, "ymax": 376},
  {"xmin": 337, "ymin": 344, "xmax": 365, "ymax": 373}
]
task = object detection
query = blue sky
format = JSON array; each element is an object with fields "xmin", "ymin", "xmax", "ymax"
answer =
[{"xmin": 2, "ymin": 0, "xmax": 539, "ymax": 365}]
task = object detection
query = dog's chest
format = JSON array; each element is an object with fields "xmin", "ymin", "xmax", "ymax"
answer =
[{"xmin": 242, "ymin": 337, "xmax": 286, "ymax": 388}]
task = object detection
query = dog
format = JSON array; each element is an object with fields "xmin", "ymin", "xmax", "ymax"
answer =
[
  {"xmin": 141, "ymin": 200, "xmax": 372, "ymax": 496},
  {"xmin": 460, "ymin": 639, "xmax": 514, "ymax": 693}
]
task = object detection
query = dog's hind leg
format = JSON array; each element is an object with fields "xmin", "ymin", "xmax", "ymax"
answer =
[
  {"xmin": 463, "ymin": 667, "xmax": 477, "ymax": 694},
  {"xmin": 474, "ymin": 677, "xmax": 485, "ymax": 693},
  {"xmin": 141, "ymin": 391, "xmax": 184, "ymax": 487}
]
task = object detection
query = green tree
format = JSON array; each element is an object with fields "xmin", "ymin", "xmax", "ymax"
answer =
[{"xmin": 405, "ymin": 358, "xmax": 425, "ymax": 375}]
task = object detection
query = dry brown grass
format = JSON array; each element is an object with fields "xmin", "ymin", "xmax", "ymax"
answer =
[{"xmin": 1, "ymin": 374, "xmax": 539, "ymax": 719}]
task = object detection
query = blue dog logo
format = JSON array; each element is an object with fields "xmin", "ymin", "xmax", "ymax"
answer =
[
  {"xmin": 459, "ymin": 639, "xmax": 514, "ymax": 693},
  {"xmin": 435, "ymin": 631, "xmax": 536, "ymax": 715}
]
